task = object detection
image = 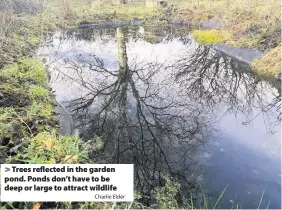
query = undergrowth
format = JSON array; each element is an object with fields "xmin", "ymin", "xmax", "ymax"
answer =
[
  {"xmin": 13, "ymin": 130, "xmax": 90, "ymax": 164},
  {"xmin": 175, "ymin": 0, "xmax": 280, "ymax": 51},
  {"xmin": 0, "ymin": 58, "xmax": 58, "ymax": 164},
  {"xmin": 0, "ymin": 13, "xmax": 56, "ymax": 68}
]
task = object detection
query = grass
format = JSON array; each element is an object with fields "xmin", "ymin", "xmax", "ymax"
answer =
[
  {"xmin": 26, "ymin": 101, "xmax": 53, "ymax": 118},
  {"xmin": 0, "ymin": 58, "xmax": 58, "ymax": 164},
  {"xmin": 13, "ymin": 130, "xmax": 90, "ymax": 164},
  {"xmin": 94, "ymin": 5, "xmax": 161, "ymax": 20},
  {"xmin": 175, "ymin": 0, "xmax": 280, "ymax": 49},
  {"xmin": 212, "ymin": 185, "xmax": 228, "ymax": 209},
  {"xmin": 0, "ymin": 13, "xmax": 57, "ymax": 68},
  {"xmin": 45, "ymin": 0, "xmax": 162, "ymax": 25},
  {"xmin": 29, "ymin": 85, "xmax": 51, "ymax": 100},
  {"xmin": 257, "ymin": 190, "xmax": 265, "ymax": 210},
  {"xmin": 252, "ymin": 44, "xmax": 281, "ymax": 78},
  {"xmin": 2, "ymin": 58, "xmax": 49, "ymax": 87}
]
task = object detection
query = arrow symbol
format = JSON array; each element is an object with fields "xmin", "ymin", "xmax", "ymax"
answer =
[{"xmin": 5, "ymin": 167, "xmax": 10, "ymax": 172}]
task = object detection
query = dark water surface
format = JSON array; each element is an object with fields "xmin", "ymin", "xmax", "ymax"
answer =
[{"xmin": 38, "ymin": 25, "xmax": 281, "ymax": 209}]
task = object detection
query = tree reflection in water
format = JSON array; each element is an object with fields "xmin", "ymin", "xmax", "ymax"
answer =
[
  {"xmin": 173, "ymin": 45, "xmax": 281, "ymax": 134},
  {"xmin": 50, "ymin": 27, "xmax": 214, "ymax": 204},
  {"xmin": 44, "ymin": 25, "xmax": 281, "ymax": 205}
]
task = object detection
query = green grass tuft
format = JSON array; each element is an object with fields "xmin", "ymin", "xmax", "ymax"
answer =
[
  {"xmin": 15, "ymin": 130, "xmax": 90, "ymax": 164},
  {"xmin": 2, "ymin": 58, "xmax": 48, "ymax": 87}
]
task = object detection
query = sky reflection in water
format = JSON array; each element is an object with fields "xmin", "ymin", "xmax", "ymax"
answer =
[{"xmin": 38, "ymin": 25, "xmax": 281, "ymax": 209}]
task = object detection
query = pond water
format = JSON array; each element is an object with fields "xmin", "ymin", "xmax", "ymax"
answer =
[{"xmin": 38, "ymin": 25, "xmax": 281, "ymax": 209}]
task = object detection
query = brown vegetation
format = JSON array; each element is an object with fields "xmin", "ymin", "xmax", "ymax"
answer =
[{"xmin": 252, "ymin": 44, "xmax": 281, "ymax": 78}]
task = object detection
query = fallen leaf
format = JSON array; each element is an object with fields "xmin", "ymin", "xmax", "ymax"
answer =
[
  {"xmin": 44, "ymin": 138, "xmax": 54, "ymax": 150},
  {"xmin": 32, "ymin": 203, "xmax": 40, "ymax": 210}
]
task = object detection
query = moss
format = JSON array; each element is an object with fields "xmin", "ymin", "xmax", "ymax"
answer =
[
  {"xmin": 192, "ymin": 29, "xmax": 231, "ymax": 45},
  {"xmin": 252, "ymin": 44, "xmax": 281, "ymax": 78}
]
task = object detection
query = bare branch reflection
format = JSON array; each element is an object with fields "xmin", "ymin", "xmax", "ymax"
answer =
[
  {"xmin": 50, "ymin": 28, "xmax": 214, "ymax": 203},
  {"xmin": 173, "ymin": 45, "xmax": 281, "ymax": 133},
  {"xmin": 40, "ymin": 25, "xmax": 281, "ymax": 206}
]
